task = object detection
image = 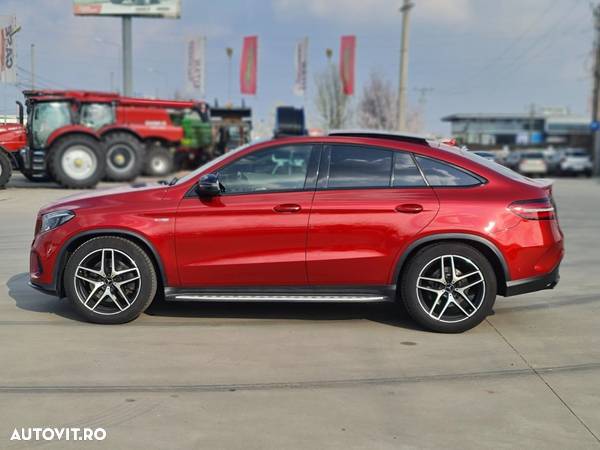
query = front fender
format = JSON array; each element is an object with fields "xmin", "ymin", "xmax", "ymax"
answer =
[{"xmin": 47, "ymin": 126, "xmax": 100, "ymax": 148}]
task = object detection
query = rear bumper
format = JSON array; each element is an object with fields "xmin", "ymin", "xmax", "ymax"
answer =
[{"xmin": 503, "ymin": 265, "xmax": 560, "ymax": 297}]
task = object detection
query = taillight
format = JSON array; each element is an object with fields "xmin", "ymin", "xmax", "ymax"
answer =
[{"xmin": 508, "ymin": 198, "xmax": 555, "ymax": 220}]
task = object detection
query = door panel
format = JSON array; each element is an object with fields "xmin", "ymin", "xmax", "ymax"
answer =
[
  {"xmin": 306, "ymin": 188, "xmax": 439, "ymax": 285},
  {"xmin": 176, "ymin": 192, "xmax": 314, "ymax": 286}
]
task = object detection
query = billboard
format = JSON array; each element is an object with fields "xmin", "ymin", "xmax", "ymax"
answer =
[
  {"xmin": 0, "ymin": 16, "xmax": 17, "ymax": 84},
  {"xmin": 73, "ymin": 0, "xmax": 181, "ymax": 18}
]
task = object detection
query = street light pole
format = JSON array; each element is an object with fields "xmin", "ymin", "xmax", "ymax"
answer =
[
  {"xmin": 397, "ymin": 0, "xmax": 414, "ymax": 131},
  {"xmin": 122, "ymin": 16, "xmax": 133, "ymax": 96},
  {"xmin": 226, "ymin": 47, "xmax": 233, "ymax": 104}
]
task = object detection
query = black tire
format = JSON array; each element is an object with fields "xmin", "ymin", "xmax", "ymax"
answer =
[
  {"xmin": 0, "ymin": 150, "xmax": 12, "ymax": 189},
  {"xmin": 400, "ymin": 242, "xmax": 497, "ymax": 333},
  {"xmin": 103, "ymin": 132, "xmax": 144, "ymax": 182},
  {"xmin": 64, "ymin": 236, "xmax": 158, "ymax": 324},
  {"xmin": 144, "ymin": 144, "xmax": 174, "ymax": 177},
  {"xmin": 48, "ymin": 134, "xmax": 105, "ymax": 189}
]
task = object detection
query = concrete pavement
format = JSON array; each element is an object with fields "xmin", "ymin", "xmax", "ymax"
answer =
[{"xmin": 0, "ymin": 175, "xmax": 599, "ymax": 449}]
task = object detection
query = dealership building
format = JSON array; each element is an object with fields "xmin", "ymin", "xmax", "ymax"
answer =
[{"xmin": 442, "ymin": 108, "xmax": 591, "ymax": 149}]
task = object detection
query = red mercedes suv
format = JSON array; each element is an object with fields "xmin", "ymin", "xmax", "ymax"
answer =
[{"xmin": 29, "ymin": 132, "xmax": 563, "ymax": 332}]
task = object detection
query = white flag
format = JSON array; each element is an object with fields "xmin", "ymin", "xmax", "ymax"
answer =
[
  {"xmin": 186, "ymin": 36, "xmax": 206, "ymax": 97},
  {"xmin": 293, "ymin": 37, "xmax": 308, "ymax": 96},
  {"xmin": 0, "ymin": 16, "xmax": 17, "ymax": 84}
]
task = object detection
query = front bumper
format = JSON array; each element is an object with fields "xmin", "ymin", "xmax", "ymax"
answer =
[
  {"xmin": 29, "ymin": 280, "xmax": 57, "ymax": 296},
  {"xmin": 503, "ymin": 265, "xmax": 560, "ymax": 297}
]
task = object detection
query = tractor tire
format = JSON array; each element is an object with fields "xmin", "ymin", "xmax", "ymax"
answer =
[
  {"xmin": 48, "ymin": 134, "xmax": 105, "ymax": 189},
  {"xmin": 104, "ymin": 132, "xmax": 144, "ymax": 182},
  {"xmin": 0, "ymin": 150, "xmax": 12, "ymax": 189},
  {"xmin": 144, "ymin": 144, "xmax": 174, "ymax": 177}
]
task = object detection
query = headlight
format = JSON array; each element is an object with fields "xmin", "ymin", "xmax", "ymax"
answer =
[{"xmin": 40, "ymin": 210, "xmax": 75, "ymax": 233}]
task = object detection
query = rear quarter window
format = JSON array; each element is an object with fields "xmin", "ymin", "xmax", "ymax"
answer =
[{"xmin": 415, "ymin": 156, "xmax": 482, "ymax": 187}]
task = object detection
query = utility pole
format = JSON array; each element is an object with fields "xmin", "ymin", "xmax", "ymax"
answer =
[
  {"xmin": 397, "ymin": 0, "xmax": 414, "ymax": 131},
  {"xmin": 122, "ymin": 17, "xmax": 133, "ymax": 96},
  {"xmin": 30, "ymin": 43, "xmax": 35, "ymax": 90},
  {"xmin": 413, "ymin": 87, "xmax": 433, "ymax": 133},
  {"xmin": 528, "ymin": 103, "xmax": 536, "ymax": 145},
  {"xmin": 592, "ymin": 4, "xmax": 600, "ymax": 176}
]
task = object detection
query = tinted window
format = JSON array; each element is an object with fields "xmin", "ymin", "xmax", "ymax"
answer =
[
  {"xmin": 415, "ymin": 156, "xmax": 481, "ymax": 187},
  {"xmin": 327, "ymin": 145, "xmax": 392, "ymax": 188},
  {"xmin": 80, "ymin": 103, "xmax": 114, "ymax": 130},
  {"xmin": 392, "ymin": 152, "xmax": 427, "ymax": 187},
  {"xmin": 218, "ymin": 145, "xmax": 313, "ymax": 194},
  {"xmin": 524, "ymin": 153, "xmax": 544, "ymax": 159}
]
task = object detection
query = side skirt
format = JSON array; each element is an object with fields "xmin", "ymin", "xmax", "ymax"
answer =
[{"xmin": 164, "ymin": 285, "xmax": 397, "ymax": 303}]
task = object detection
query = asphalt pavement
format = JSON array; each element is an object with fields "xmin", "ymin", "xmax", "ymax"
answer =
[{"xmin": 0, "ymin": 174, "xmax": 599, "ymax": 449}]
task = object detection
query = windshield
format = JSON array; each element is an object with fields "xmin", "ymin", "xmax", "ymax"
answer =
[
  {"xmin": 31, "ymin": 101, "xmax": 72, "ymax": 148},
  {"xmin": 523, "ymin": 152, "xmax": 544, "ymax": 159},
  {"xmin": 174, "ymin": 142, "xmax": 255, "ymax": 185}
]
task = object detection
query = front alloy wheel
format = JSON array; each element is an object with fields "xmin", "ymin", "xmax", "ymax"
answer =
[
  {"xmin": 401, "ymin": 243, "xmax": 497, "ymax": 333},
  {"xmin": 64, "ymin": 236, "xmax": 157, "ymax": 324}
]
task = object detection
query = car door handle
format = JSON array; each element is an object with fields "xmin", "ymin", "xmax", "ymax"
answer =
[
  {"xmin": 274, "ymin": 204, "xmax": 302, "ymax": 213},
  {"xmin": 395, "ymin": 204, "xmax": 423, "ymax": 214}
]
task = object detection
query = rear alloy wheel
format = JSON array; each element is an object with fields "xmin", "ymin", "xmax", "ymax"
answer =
[
  {"xmin": 48, "ymin": 135, "xmax": 105, "ymax": 189},
  {"xmin": 64, "ymin": 236, "xmax": 157, "ymax": 324},
  {"xmin": 104, "ymin": 133, "xmax": 144, "ymax": 182},
  {"xmin": 400, "ymin": 243, "xmax": 497, "ymax": 333},
  {"xmin": 0, "ymin": 150, "xmax": 12, "ymax": 189},
  {"xmin": 144, "ymin": 144, "xmax": 174, "ymax": 177}
]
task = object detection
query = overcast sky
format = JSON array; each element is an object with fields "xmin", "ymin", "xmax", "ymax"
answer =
[{"xmin": 0, "ymin": 0, "xmax": 594, "ymax": 134}]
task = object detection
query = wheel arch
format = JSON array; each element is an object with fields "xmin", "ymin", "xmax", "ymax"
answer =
[
  {"xmin": 0, "ymin": 145, "xmax": 18, "ymax": 166},
  {"xmin": 392, "ymin": 233, "xmax": 509, "ymax": 295},
  {"xmin": 99, "ymin": 127, "xmax": 144, "ymax": 144},
  {"xmin": 54, "ymin": 229, "xmax": 167, "ymax": 298},
  {"xmin": 47, "ymin": 127, "xmax": 100, "ymax": 148}
]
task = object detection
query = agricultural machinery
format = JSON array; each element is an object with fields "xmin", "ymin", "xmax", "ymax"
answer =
[{"xmin": 0, "ymin": 90, "xmax": 252, "ymax": 189}]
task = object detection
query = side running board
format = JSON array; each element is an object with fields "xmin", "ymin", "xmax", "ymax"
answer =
[{"xmin": 164, "ymin": 288, "xmax": 395, "ymax": 303}]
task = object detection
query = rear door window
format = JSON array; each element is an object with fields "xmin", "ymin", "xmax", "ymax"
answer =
[
  {"xmin": 415, "ymin": 156, "xmax": 482, "ymax": 187},
  {"xmin": 326, "ymin": 145, "xmax": 393, "ymax": 189},
  {"xmin": 392, "ymin": 152, "xmax": 427, "ymax": 187}
]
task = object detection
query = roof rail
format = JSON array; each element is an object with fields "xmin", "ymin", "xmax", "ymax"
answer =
[{"xmin": 328, "ymin": 129, "xmax": 431, "ymax": 146}]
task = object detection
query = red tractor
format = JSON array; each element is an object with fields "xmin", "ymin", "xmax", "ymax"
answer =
[{"xmin": 0, "ymin": 90, "xmax": 226, "ymax": 189}]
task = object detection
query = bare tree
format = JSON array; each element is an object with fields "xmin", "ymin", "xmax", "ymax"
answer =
[
  {"xmin": 314, "ymin": 64, "xmax": 352, "ymax": 130},
  {"xmin": 358, "ymin": 72, "xmax": 396, "ymax": 130}
]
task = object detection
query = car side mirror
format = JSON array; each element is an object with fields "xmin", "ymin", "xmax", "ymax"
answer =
[{"xmin": 196, "ymin": 173, "xmax": 222, "ymax": 197}]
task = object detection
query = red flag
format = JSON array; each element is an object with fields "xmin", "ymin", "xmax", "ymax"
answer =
[
  {"xmin": 340, "ymin": 35, "xmax": 356, "ymax": 96},
  {"xmin": 240, "ymin": 36, "xmax": 258, "ymax": 95}
]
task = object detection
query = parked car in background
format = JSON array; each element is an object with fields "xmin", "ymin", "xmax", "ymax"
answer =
[
  {"xmin": 29, "ymin": 131, "xmax": 563, "ymax": 333},
  {"xmin": 518, "ymin": 151, "xmax": 548, "ymax": 177},
  {"xmin": 502, "ymin": 150, "xmax": 522, "ymax": 171},
  {"xmin": 557, "ymin": 148, "xmax": 593, "ymax": 177}
]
